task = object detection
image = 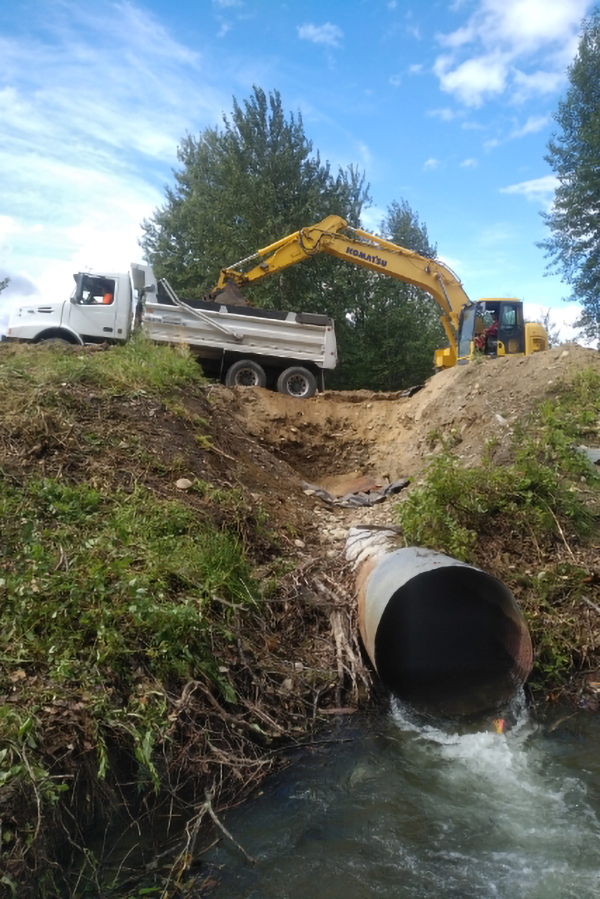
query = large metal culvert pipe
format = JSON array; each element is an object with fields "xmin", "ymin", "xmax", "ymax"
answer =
[{"xmin": 350, "ymin": 541, "xmax": 532, "ymax": 717}]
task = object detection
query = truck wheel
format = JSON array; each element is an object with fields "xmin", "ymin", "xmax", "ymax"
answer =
[
  {"xmin": 225, "ymin": 359, "xmax": 267, "ymax": 388},
  {"xmin": 276, "ymin": 366, "xmax": 317, "ymax": 399},
  {"xmin": 40, "ymin": 337, "xmax": 72, "ymax": 347}
]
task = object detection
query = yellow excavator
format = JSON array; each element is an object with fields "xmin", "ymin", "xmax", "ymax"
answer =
[{"xmin": 210, "ymin": 215, "xmax": 548, "ymax": 369}]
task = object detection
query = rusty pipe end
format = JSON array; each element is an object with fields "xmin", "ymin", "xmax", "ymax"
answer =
[{"xmin": 357, "ymin": 548, "xmax": 532, "ymax": 717}]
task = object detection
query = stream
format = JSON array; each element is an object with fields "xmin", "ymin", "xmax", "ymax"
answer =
[{"xmin": 201, "ymin": 699, "xmax": 600, "ymax": 899}]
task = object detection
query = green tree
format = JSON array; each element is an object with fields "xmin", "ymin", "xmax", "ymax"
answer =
[
  {"xmin": 141, "ymin": 86, "xmax": 369, "ymax": 307},
  {"xmin": 0, "ymin": 278, "xmax": 9, "ymax": 294},
  {"xmin": 539, "ymin": 8, "xmax": 600, "ymax": 345}
]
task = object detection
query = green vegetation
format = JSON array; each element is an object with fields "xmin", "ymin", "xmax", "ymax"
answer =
[
  {"xmin": 0, "ymin": 340, "xmax": 282, "ymax": 893},
  {"xmin": 0, "ymin": 480, "xmax": 255, "ymax": 781},
  {"xmin": 398, "ymin": 369, "xmax": 600, "ymax": 687},
  {"xmin": 540, "ymin": 7, "xmax": 600, "ymax": 345},
  {"xmin": 0, "ymin": 332, "xmax": 203, "ymax": 398},
  {"xmin": 0, "ymin": 337, "xmax": 348, "ymax": 897},
  {"xmin": 0, "ymin": 339, "xmax": 256, "ymax": 779}
]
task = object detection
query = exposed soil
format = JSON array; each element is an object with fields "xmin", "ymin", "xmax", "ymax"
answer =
[
  {"xmin": 218, "ymin": 344, "xmax": 600, "ymax": 536},
  {"xmin": 227, "ymin": 344, "xmax": 600, "ymax": 481}
]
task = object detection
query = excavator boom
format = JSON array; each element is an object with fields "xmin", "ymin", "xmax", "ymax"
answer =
[{"xmin": 213, "ymin": 215, "xmax": 547, "ymax": 369}]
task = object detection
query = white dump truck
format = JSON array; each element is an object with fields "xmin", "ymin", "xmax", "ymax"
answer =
[{"xmin": 3, "ymin": 264, "xmax": 337, "ymax": 398}]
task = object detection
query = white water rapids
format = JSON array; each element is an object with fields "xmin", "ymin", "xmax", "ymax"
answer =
[{"xmin": 204, "ymin": 701, "xmax": 600, "ymax": 898}]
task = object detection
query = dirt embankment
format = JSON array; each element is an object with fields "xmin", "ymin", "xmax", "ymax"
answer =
[{"xmin": 223, "ymin": 342, "xmax": 600, "ymax": 496}]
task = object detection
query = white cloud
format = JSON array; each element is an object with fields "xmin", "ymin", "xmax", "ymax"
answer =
[
  {"xmin": 524, "ymin": 302, "xmax": 588, "ymax": 344},
  {"xmin": 434, "ymin": 52, "xmax": 509, "ymax": 107},
  {"xmin": 361, "ymin": 206, "xmax": 388, "ymax": 233},
  {"xmin": 434, "ymin": 0, "xmax": 590, "ymax": 106},
  {"xmin": 389, "ymin": 74, "xmax": 402, "ymax": 87},
  {"xmin": 500, "ymin": 174, "xmax": 559, "ymax": 208},
  {"xmin": 511, "ymin": 69, "xmax": 563, "ymax": 102},
  {"xmin": 477, "ymin": 222, "xmax": 516, "ymax": 245},
  {"xmin": 462, "ymin": 120, "xmax": 486, "ymax": 131},
  {"xmin": 298, "ymin": 22, "xmax": 343, "ymax": 48},
  {"xmin": 480, "ymin": 114, "xmax": 550, "ymax": 151},
  {"xmin": 460, "ymin": 157, "xmax": 478, "ymax": 167},
  {"xmin": 510, "ymin": 114, "xmax": 550, "ymax": 138},
  {"xmin": 408, "ymin": 63, "xmax": 423, "ymax": 74},
  {"xmin": 356, "ymin": 141, "xmax": 373, "ymax": 168},
  {"xmin": 427, "ymin": 107, "xmax": 458, "ymax": 121},
  {"xmin": 0, "ymin": 1, "xmax": 236, "ymax": 316},
  {"xmin": 424, "ymin": 158, "xmax": 440, "ymax": 170}
]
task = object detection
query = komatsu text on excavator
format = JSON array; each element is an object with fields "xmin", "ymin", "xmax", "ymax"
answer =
[{"xmin": 211, "ymin": 215, "xmax": 548, "ymax": 369}]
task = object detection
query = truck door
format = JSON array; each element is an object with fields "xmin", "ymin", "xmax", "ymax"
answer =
[
  {"xmin": 497, "ymin": 302, "xmax": 524, "ymax": 356},
  {"xmin": 65, "ymin": 274, "xmax": 118, "ymax": 342}
]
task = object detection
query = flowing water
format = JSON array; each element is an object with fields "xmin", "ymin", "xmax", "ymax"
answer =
[{"xmin": 202, "ymin": 699, "xmax": 600, "ymax": 899}]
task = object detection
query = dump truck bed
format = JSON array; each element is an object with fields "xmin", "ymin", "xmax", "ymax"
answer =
[{"xmin": 141, "ymin": 295, "xmax": 337, "ymax": 369}]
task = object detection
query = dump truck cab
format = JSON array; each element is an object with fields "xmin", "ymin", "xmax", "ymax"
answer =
[{"xmin": 5, "ymin": 270, "xmax": 138, "ymax": 346}]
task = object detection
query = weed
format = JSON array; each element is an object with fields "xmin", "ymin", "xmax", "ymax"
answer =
[
  {"xmin": 0, "ymin": 333, "xmax": 204, "ymax": 402},
  {"xmin": 398, "ymin": 368, "xmax": 600, "ymax": 561}
]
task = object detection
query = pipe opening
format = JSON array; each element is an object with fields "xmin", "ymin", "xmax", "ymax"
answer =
[{"xmin": 374, "ymin": 566, "xmax": 531, "ymax": 717}]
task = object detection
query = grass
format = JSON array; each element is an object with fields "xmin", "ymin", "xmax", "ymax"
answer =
[
  {"xmin": 397, "ymin": 368, "xmax": 600, "ymax": 688},
  {"xmin": 0, "ymin": 332, "xmax": 204, "ymax": 398},
  {"xmin": 0, "ymin": 339, "xmax": 259, "ymax": 801},
  {"xmin": 0, "ymin": 479, "xmax": 257, "ymax": 782}
]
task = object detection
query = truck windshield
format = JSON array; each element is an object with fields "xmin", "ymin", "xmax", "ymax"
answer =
[
  {"xmin": 76, "ymin": 276, "xmax": 116, "ymax": 306},
  {"xmin": 458, "ymin": 306, "xmax": 475, "ymax": 357}
]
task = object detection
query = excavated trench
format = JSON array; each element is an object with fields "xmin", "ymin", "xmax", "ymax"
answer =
[{"xmin": 226, "ymin": 345, "xmax": 600, "ymax": 490}]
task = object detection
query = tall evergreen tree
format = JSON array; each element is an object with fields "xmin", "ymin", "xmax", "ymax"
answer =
[
  {"xmin": 141, "ymin": 86, "xmax": 369, "ymax": 307},
  {"xmin": 538, "ymin": 8, "xmax": 600, "ymax": 345}
]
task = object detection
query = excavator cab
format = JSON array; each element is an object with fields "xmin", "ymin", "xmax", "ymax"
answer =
[{"xmin": 457, "ymin": 299, "xmax": 527, "ymax": 364}]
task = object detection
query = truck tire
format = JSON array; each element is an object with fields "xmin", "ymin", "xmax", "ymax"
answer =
[
  {"xmin": 225, "ymin": 359, "xmax": 267, "ymax": 388},
  {"xmin": 40, "ymin": 337, "xmax": 72, "ymax": 347},
  {"xmin": 276, "ymin": 366, "xmax": 317, "ymax": 399}
]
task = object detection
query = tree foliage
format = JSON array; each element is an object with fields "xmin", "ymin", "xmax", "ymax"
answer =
[
  {"xmin": 539, "ymin": 8, "xmax": 600, "ymax": 344},
  {"xmin": 331, "ymin": 201, "xmax": 444, "ymax": 391},
  {"xmin": 0, "ymin": 277, "xmax": 9, "ymax": 294},
  {"xmin": 141, "ymin": 87, "xmax": 367, "ymax": 302},
  {"xmin": 142, "ymin": 87, "xmax": 444, "ymax": 389}
]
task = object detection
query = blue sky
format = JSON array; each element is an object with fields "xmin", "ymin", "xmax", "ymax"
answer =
[{"xmin": 0, "ymin": 0, "xmax": 595, "ymax": 338}]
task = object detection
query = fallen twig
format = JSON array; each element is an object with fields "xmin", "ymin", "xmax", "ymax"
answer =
[
  {"xmin": 204, "ymin": 791, "xmax": 257, "ymax": 865},
  {"xmin": 582, "ymin": 596, "xmax": 600, "ymax": 616}
]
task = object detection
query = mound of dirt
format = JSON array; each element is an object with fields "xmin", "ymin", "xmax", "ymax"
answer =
[{"xmin": 221, "ymin": 345, "xmax": 600, "ymax": 488}]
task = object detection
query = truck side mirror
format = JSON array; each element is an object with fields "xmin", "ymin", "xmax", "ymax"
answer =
[{"xmin": 72, "ymin": 273, "xmax": 85, "ymax": 304}]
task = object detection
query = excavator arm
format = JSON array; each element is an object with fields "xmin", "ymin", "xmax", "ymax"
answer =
[{"xmin": 214, "ymin": 215, "xmax": 472, "ymax": 366}]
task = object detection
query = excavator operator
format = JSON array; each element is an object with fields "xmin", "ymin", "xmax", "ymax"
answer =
[{"xmin": 474, "ymin": 309, "xmax": 499, "ymax": 353}]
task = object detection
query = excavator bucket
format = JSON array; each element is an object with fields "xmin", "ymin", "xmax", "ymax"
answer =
[{"xmin": 209, "ymin": 281, "xmax": 252, "ymax": 307}]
